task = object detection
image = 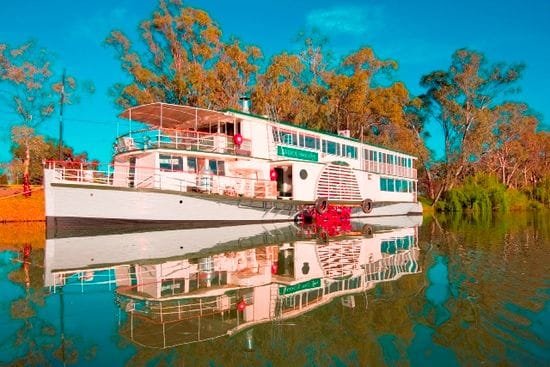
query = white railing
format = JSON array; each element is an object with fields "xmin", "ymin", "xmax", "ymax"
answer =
[
  {"xmin": 115, "ymin": 128, "xmax": 252, "ymax": 157},
  {"xmin": 45, "ymin": 161, "xmax": 277, "ymax": 199}
]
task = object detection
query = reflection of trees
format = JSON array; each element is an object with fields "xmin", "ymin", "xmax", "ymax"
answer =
[
  {"xmin": 416, "ymin": 211, "xmax": 550, "ymax": 365},
  {"xmin": 6, "ymin": 248, "xmax": 81, "ymax": 366}
]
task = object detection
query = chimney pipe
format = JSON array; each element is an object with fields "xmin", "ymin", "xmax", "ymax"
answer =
[{"xmin": 239, "ymin": 95, "xmax": 250, "ymax": 113}]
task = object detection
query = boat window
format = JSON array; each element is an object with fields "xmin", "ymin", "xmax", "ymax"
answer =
[
  {"xmin": 301, "ymin": 135, "xmax": 320, "ymax": 150},
  {"xmin": 187, "ymin": 157, "xmax": 197, "ymax": 172},
  {"xmin": 209, "ymin": 160, "xmax": 225, "ymax": 175},
  {"xmin": 344, "ymin": 145, "xmax": 357, "ymax": 159},
  {"xmin": 380, "ymin": 177, "xmax": 387, "ymax": 191},
  {"xmin": 322, "ymin": 140, "xmax": 339, "ymax": 155},
  {"xmin": 387, "ymin": 178, "xmax": 395, "ymax": 191},
  {"xmin": 209, "ymin": 160, "xmax": 218, "ymax": 174},
  {"xmin": 159, "ymin": 154, "xmax": 183, "ymax": 171},
  {"xmin": 277, "ymin": 129, "xmax": 297, "ymax": 146}
]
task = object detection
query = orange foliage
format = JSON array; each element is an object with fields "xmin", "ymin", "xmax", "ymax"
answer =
[{"xmin": 0, "ymin": 222, "xmax": 45, "ymax": 250}]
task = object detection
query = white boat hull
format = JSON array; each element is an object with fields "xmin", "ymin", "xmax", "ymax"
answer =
[{"xmin": 44, "ymin": 169, "xmax": 422, "ymax": 235}]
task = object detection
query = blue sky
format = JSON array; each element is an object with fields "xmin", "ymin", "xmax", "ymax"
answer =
[{"xmin": 0, "ymin": 0, "xmax": 548, "ymax": 163}]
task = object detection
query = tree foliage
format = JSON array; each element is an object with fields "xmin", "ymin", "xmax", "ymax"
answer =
[
  {"xmin": 418, "ymin": 49, "xmax": 549, "ymax": 206},
  {"xmin": 106, "ymin": 0, "xmax": 261, "ymax": 110},
  {"xmin": 9, "ymin": 126, "xmax": 93, "ymax": 184},
  {"xmin": 251, "ymin": 37, "xmax": 428, "ymax": 158}
]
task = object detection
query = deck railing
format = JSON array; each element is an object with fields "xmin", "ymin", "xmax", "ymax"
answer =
[
  {"xmin": 44, "ymin": 160, "xmax": 277, "ymax": 199},
  {"xmin": 115, "ymin": 128, "xmax": 252, "ymax": 157},
  {"xmin": 363, "ymin": 159, "xmax": 417, "ymax": 179}
]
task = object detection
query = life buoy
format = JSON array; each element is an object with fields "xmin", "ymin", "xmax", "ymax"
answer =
[
  {"xmin": 362, "ymin": 224, "xmax": 373, "ymax": 237},
  {"xmin": 361, "ymin": 198, "xmax": 373, "ymax": 213},
  {"xmin": 233, "ymin": 133, "xmax": 243, "ymax": 146},
  {"xmin": 314, "ymin": 197, "xmax": 328, "ymax": 215}
]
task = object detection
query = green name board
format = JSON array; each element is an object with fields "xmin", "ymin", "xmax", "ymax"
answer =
[
  {"xmin": 279, "ymin": 278, "xmax": 321, "ymax": 295},
  {"xmin": 277, "ymin": 146, "xmax": 318, "ymax": 162}
]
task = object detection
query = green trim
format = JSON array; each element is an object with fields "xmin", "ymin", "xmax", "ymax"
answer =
[{"xmin": 279, "ymin": 278, "xmax": 321, "ymax": 295}]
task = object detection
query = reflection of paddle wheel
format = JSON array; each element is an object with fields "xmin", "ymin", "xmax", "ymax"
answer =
[{"xmin": 296, "ymin": 204, "xmax": 352, "ymax": 237}]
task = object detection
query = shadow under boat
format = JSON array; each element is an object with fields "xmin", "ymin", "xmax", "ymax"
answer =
[{"xmin": 46, "ymin": 213, "xmax": 423, "ymax": 239}]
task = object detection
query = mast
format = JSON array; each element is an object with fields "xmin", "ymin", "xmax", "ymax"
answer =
[{"xmin": 58, "ymin": 69, "xmax": 66, "ymax": 160}]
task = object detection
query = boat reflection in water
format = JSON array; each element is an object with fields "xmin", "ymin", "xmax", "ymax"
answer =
[{"xmin": 45, "ymin": 218, "xmax": 421, "ymax": 349}]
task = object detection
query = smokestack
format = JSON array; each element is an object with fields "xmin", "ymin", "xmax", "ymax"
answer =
[{"xmin": 239, "ymin": 95, "xmax": 250, "ymax": 113}]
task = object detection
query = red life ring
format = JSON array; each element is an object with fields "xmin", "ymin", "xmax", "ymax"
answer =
[
  {"xmin": 233, "ymin": 134, "xmax": 243, "ymax": 146},
  {"xmin": 361, "ymin": 199, "xmax": 373, "ymax": 213}
]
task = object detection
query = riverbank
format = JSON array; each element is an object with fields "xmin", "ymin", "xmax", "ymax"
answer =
[{"xmin": 0, "ymin": 185, "xmax": 45, "ymax": 222}]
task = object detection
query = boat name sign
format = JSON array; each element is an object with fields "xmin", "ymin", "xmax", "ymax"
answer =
[
  {"xmin": 277, "ymin": 146, "xmax": 318, "ymax": 162},
  {"xmin": 279, "ymin": 278, "xmax": 321, "ymax": 295}
]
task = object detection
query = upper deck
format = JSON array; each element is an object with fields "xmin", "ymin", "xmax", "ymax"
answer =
[{"xmin": 115, "ymin": 103, "xmax": 417, "ymax": 180}]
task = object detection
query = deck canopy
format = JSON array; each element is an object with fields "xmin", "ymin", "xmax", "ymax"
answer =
[{"xmin": 119, "ymin": 102, "xmax": 232, "ymax": 130}]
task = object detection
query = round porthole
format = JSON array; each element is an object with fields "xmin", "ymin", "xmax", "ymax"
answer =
[{"xmin": 299, "ymin": 169, "xmax": 308, "ymax": 180}]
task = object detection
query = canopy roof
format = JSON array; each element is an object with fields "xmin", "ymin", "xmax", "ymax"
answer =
[{"xmin": 118, "ymin": 102, "xmax": 233, "ymax": 130}]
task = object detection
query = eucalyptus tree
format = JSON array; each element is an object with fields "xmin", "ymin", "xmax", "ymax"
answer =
[
  {"xmin": 105, "ymin": 0, "xmax": 262, "ymax": 110},
  {"xmin": 0, "ymin": 41, "xmax": 80, "ymax": 190},
  {"xmin": 420, "ymin": 48, "xmax": 524, "ymax": 204}
]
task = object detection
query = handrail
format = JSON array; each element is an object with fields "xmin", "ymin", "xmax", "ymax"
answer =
[
  {"xmin": 45, "ymin": 160, "xmax": 277, "ymax": 199},
  {"xmin": 114, "ymin": 128, "xmax": 252, "ymax": 156}
]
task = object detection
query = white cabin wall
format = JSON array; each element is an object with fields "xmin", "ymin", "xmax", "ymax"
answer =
[
  {"xmin": 356, "ymin": 171, "xmax": 378, "ymax": 201},
  {"xmin": 112, "ymin": 161, "xmax": 129, "ymax": 187},
  {"xmin": 292, "ymin": 163, "xmax": 324, "ymax": 201},
  {"xmin": 241, "ymin": 119, "xmax": 271, "ymax": 160},
  {"xmin": 135, "ymin": 153, "xmax": 157, "ymax": 188}
]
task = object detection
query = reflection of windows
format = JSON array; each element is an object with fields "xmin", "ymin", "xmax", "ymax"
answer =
[{"xmin": 159, "ymin": 154, "xmax": 183, "ymax": 171}]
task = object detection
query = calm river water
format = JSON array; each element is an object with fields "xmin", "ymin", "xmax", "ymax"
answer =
[{"xmin": 0, "ymin": 212, "xmax": 548, "ymax": 366}]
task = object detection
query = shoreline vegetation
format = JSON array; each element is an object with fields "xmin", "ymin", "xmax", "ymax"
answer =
[{"xmin": 2, "ymin": 178, "xmax": 546, "ymax": 224}]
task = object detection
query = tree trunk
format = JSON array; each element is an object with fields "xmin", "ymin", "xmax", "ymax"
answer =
[{"xmin": 23, "ymin": 144, "xmax": 31, "ymax": 197}]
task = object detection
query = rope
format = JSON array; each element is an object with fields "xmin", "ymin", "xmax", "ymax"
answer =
[{"xmin": 0, "ymin": 186, "xmax": 43, "ymax": 200}]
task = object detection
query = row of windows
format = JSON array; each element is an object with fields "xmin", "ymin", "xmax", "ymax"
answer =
[
  {"xmin": 274, "ymin": 128, "xmax": 358, "ymax": 159},
  {"xmin": 381, "ymin": 235, "xmax": 415, "ymax": 254},
  {"xmin": 365, "ymin": 149, "xmax": 412, "ymax": 168},
  {"xmin": 273, "ymin": 127, "xmax": 412, "ymax": 164},
  {"xmin": 380, "ymin": 177, "xmax": 416, "ymax": 193},
  {"xmin": 159, "ymin": 154, "xmax": 225, "ymax": 175}
]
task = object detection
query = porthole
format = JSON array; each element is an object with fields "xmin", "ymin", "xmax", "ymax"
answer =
[{"xmin": 299, "ymin": 169, "xmax": 308, "ymax": 180}]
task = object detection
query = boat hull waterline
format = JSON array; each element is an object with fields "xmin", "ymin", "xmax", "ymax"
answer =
[{"xmin": 45, "ymin": 181, "xmax": 422, "ymax": 233}]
